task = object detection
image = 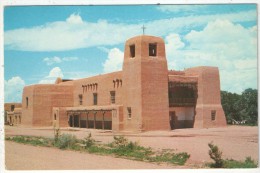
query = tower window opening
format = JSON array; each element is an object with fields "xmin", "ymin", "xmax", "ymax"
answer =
[
  {"xmin": 127, "ymin": 107, "xmax": 132, "ymax": 119},
  {"xmin": 93, "ymin": 93, "xmax": 98, "ymax": 105},
  {"xmin": 110, "ymin": 91, "xmax": 116, "ymax": 104},
  {"xmin": 211, "ymin": 110, "xmax": 216, "ymax": 121},
  {"xmin": 79, "ymin": 94, "xmax": 83, "ymax": 105},
  {"xmin": 26, "ymin": 97, "xmax": 29, "ymax": 108},
  {"xmin": 130, "ymin": 45, "xmax": 135, "ymax": 58},
  {"xmin": 149, "ymin": 43, "xmax": 157, "ymax": 56}
]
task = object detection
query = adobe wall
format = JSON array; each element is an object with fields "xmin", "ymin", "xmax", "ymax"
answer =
[
  {"xmin": 21, "ymin": 85, "xmax": 35, "ymax": 126},
  {"xmin": 122, "ymin": 36, "xmax": 143, "ymax": 131},
  {"xmin": 185, "ymin": 66, "xmax": 227, "ymax": 128},
  {"xmin": 22, "ymin": 84, "xmax": 73, "ymax": 127},
  {"xmin": 122, "ymin": 35, "xmax": 170, "ymax": 132},
  {"xmin": 72, "ymin": 71, "xmax": 123, "ymax": 107},
  {"xmin": 140, "ymin": 36, "xmax": 170, "ymax": 131}
]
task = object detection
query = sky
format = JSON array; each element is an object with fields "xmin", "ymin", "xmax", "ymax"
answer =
[{"xmin": 3, "ymin": 4, "xmax": 258, "ymax": 103}]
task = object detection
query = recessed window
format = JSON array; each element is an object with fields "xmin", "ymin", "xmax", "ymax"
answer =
[
  {"xmin": 110, "ymin": 91, "xmax": 115, "ymax": 104},
  {"xmin": 127, "ymin": 107, "xmax": 132, "ymax": 119},
  {"xmin": 130, "ymin": 45, "xmax": 135, "ymax": 58},
  {"xmin": 54, "ymin": 114, "xmax": 57, "ymax": 120},
  {"xmin": 11, "ymin": 105, "xmax": 15, "ymax": 112},
  {"xmin": 93, "ymin": 93, "xmax": 98, "ymax": 105},
  {"xmin": 149, "ymin": 43, "xmax": 157, "ymax": 56},
  {"xmin": 79, "ymin": 94, "xmax": 83, "ymax": 105},
  {"xmin": 211, "ymin": 110, "xmax": 216, "ymax": 121},
  {"xmin": 26, "ymin": 97, "xmax": 28, "ymax": 108}
]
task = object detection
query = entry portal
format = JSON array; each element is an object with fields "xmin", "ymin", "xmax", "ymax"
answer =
[
  {"xmin": 169, "ymin": 107, "xmax": 195, "ymax": 129},
  {"xmin": 68, "ymin": 110, "xmax": 112, "ymax": 130}
]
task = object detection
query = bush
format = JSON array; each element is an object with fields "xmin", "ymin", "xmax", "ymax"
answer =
[
  {"xmin": 112, "ymin": 136, "xmax": 128, "ymax": 148},
  {"xmin": 224, "ymin": 157, "xmax": 258, "ymax": 168},
  {"xmin": 208, "ymin": 142, "xmax": 224, "ymax": 168},
  {"xmin": 83, "ymin": 133, "xmax": 95, "ymax": 148},
  {"xmin": 55, "ymin": 134, "xmax": 77, "ymax": 149},
  {"xmin": 54, "ymin": 128, "xmax": 60, "ymax": 143}
]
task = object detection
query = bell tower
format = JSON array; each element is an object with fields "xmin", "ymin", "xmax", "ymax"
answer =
[{"xmin": 122, "ymin": 35, "xmax": 170, "ymax": 131}]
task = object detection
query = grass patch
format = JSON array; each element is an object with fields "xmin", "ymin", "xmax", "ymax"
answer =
[
  {"xmin": 5, "ymin": 136, "xmax": 52, "ymax": 147},
  {"xmin": 149, "ymin": 150, "xmax": 190, "ymax": 165}
]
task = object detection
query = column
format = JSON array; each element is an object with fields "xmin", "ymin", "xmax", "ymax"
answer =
[
  {"xmin": 94, "ymin": 112, "xmax": 97, "ymax": 129},
  {"xmin": 102, "ymin": 111, "xmax": 105, "ymax": 130},
  {"xmin": 79, "ymin": 114, "xmax": 81, "ymax": 128},
  {"xmin": 86, "ymin": 112, "xmax": 89, "ymax": 129},
  {"xmin": 72, "ymin": 114, "xmax": 75, "ymax": 127}
]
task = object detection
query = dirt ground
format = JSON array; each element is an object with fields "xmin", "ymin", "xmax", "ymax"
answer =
[{"xmin": 4, "ymin": 125, "xmax": 259, "ymax": 169}]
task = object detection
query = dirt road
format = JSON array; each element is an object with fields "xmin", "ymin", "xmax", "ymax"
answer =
[{"xmin": 5, "ymin": 141, "xmax": 179, "ymax": 170}]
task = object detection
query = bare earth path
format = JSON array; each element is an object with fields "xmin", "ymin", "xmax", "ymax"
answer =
[
  {"xmin": 5, "ymin": 141, "xmax": 177, "ymax": 170},
  {"xmin": 5, "ymin": 125, "xmax": 259, "ymax": 169}
]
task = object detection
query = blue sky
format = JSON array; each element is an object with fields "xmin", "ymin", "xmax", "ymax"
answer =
[{"xmin": 4, "ymin": 4, "xmax": 257, "ymax": 102}]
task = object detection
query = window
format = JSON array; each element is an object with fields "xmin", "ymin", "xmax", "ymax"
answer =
[
  {"xmin": 11, "ymin": 105, "xmax": 15, "ymax": 111},
  {"xmin": 211, "ymin": 110, "xmax": 216, "ymax": 121},
  {"xmin": 110, "ymin": 91, "xmax": 115, "ymax": 104},
  {"xmin": 26, "ymin": 97, "xmax": 28, "ymax": 108},
  {"xmin": 79, "ymin": 94, "xmax": 83, "ymax": 105},
  {"xmin": 149, "ymin": 43, "xmax": 157, "ymax": 56},
  {"xmin": 93, "ymin": 93, "xmax": 98, "ymax": 105},
  {"xmin": 130, "ymin": 45, "xmax": 135, "ymax": 58},
  {"xmin": 54, "ymin": 114, "xmax": 57, "ymax": 120},
  {"xmin": 127, "ymin": 107, "xmax": 132, "ymax": 119}
]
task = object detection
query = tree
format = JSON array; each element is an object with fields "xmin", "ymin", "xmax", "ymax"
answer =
[
  {"xmin": 236, "ymin": 88, "xmax": 258, "ymax": 125},
  {"xmin": 221, "ymin": 88, "xmax": 258, "ymax": 125}
]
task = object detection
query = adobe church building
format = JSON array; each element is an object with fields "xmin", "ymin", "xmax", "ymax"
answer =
[{"xmin": 21, "ymin": 35, "xmax": 227, "ymax": 132}]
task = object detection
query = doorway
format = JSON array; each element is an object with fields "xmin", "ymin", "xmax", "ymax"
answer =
[
  {"xmin": 69, "ymin": 115, "xmax": 80, "ymax": 127},
  {"xmin": 169, "ymin": 111, "xmax": 177, "ymax": 130}
]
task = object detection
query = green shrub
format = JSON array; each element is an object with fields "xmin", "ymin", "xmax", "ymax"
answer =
[
  {"xmin": 54, "ymin": 128, "xmax": 60, "ymax": 143},
  {"xmin": 112, "ymin": 136, "xmax": 128, "ymax": 148},
  {"xmin": 149, "ymin": 150, "xmax": 190, "ymax": 165},
  {"xmin": 83, "ymin": 133, "xmax": 95, "ymax": 148},
  {"xmin": 224, "ymin": 157, "xmax": 258, "ymax": 168},
  {"xmin": 208, "ymin": 142, "xmax": 224, "ymax": 168},
  {"xmin": 55, "ymin": 134, "xmax": 77, "ymax": 149}
]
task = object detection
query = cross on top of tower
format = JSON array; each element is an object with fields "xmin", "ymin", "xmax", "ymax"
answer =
[{"xmin": 141, "ymin": 25, "xmax": 146, "ymax": 35}]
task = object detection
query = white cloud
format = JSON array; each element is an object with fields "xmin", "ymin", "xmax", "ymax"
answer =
[
  {"xmin": 43, "ymin": 56, "xmax": 79, "ymax": 65},
  {"xmin": 43, "ymin": 56, "xmax": 62, "ymax": 65},
  {"xmin": 4, "ymin": 10, "xmax": 256, "ymax": 51},
  {"xmin": 4, "ymin": 76, "xmax": 25, "ymax": 102},
  {"xmin": 66, "ymin": 13, "xmax": 83, "ymax": 24},
  {"xmin": 165, "ymin": 19, "xmax": 257, "ymax": 93},
  {"xmin": 39, "ymin": 67, "xmax": 64, "ymax": 84},
  {"xmin": 103, "ymin": 48, "xmax": 124, "ymax": 73},
  {"xmin": 62, "ymin": 57, "xmax": 78, "ymax": 61},
  {"xmin": 157, "ymin": 5, "xmax": 208, "ymax": 13}
]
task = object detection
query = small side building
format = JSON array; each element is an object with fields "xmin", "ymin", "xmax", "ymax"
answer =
[{"xmin": 4, "ymin": 103, "xmax": 22, "ymax": 125}]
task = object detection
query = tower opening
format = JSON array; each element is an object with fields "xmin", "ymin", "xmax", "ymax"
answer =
[
  {"xmin": 149, "ymin": 43, "xmax": 157, "ymax": 56},
  {"xmin": 130, "ymin": 45, "xmax": 135, "ymax": 58}
]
